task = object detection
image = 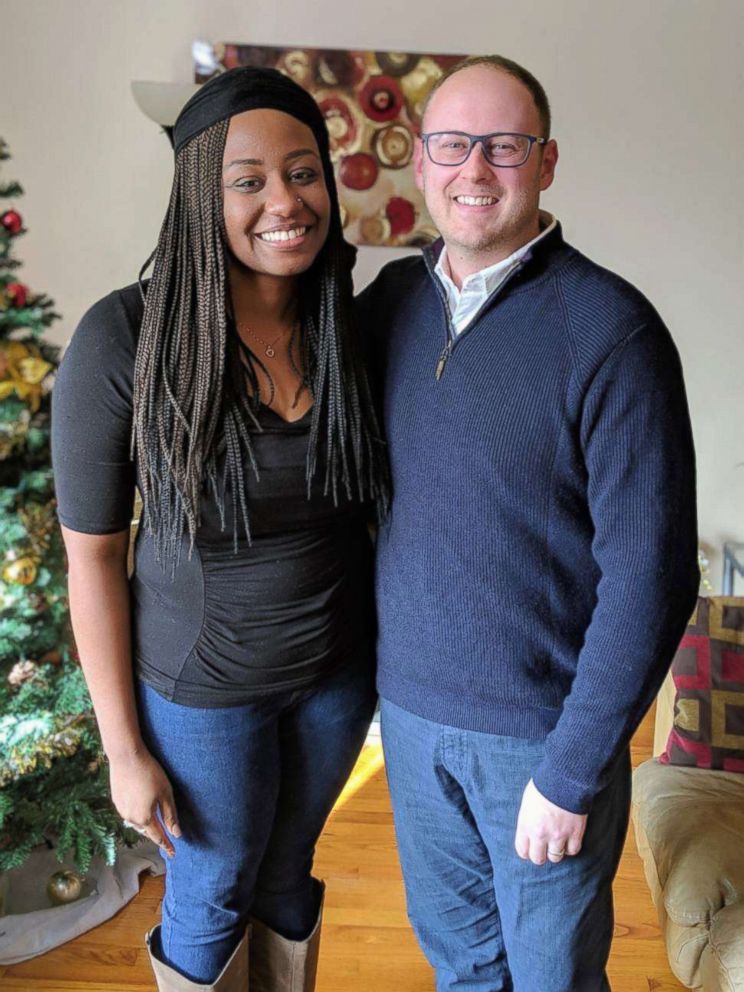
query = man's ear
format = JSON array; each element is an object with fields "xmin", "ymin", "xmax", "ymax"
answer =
[
  {"xmin": 539, "ymin": 139, "xmax": 558, "ymax": 193},
  {"xmin": 414, "ymin": 138, "xmax": 425, "ymax": 193}
]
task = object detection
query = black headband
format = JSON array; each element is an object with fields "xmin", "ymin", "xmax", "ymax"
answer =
[{"xmin": 172, "ymin": 65, "xmax": 331, "ymax": 158}]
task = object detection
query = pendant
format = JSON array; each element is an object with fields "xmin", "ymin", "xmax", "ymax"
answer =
[{"xmin": 265, "ymin": 346, "xmax": 275, "ymax": 358}]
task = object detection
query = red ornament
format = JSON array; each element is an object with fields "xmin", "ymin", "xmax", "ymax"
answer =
[
  {"xmin": 1, "ymin": 209, "xmax": 23, "ymax": 235},
  {"xmin": 5, "ymin": 282, "xmax": 28, "ymax": 308},
  {"xmin": 339, "ymin": 153, "xmax": 379, "ymax": 191},
  {"xmin": 386, "ymin": 197, "xmax": 416, "ymax": 236}
]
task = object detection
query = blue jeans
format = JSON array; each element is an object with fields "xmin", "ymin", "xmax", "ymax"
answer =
[
  {"xmin": 136, "ymin": 657, "xmax": 376, "ymax": 984},
  {"xmin": 380, "ymin": 699, "xmax": 631, "ymax": 992}
]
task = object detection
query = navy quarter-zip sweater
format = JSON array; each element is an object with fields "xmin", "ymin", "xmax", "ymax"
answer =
[{"xmin": 359, "ymin": 224, "xmax": 699, "ymax": 814}]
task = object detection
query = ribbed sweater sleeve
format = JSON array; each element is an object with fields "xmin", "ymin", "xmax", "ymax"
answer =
[{"xmin": 532, "ymin": 320, "xmax": 699, "ymax": 813}]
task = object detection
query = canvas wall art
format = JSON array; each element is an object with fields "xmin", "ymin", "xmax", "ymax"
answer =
[{"xmin": 193, "ymin": 42, "xmax": 468, "ymax": 248}]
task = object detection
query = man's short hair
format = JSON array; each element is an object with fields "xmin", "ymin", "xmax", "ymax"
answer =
[{"xmin": 423, "ymin": 55, "xmax": 552, "ymax": 139}]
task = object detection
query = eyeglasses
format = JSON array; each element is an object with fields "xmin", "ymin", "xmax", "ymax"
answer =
[{"xmin": 421, "ymin": 131, "xmax": 547, "ymax": 168}]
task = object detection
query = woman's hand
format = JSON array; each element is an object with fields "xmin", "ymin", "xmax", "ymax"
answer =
[
  {"xmin": 109, "ymin": 749, "xmax": 182, "ymax": 857},
  {"xmin": 58, "ymin": 531, "xmax": 181, "ymax": 855}
]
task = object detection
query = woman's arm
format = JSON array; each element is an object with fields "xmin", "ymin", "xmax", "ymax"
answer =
[{"xmin": 62, "ymin": 525, "xmax": 181, "ymax": 855}]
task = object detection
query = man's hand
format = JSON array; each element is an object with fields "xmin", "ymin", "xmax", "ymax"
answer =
[{"xmin": 514, "ymin": 778, "xmax": 587, "ymax": 866}]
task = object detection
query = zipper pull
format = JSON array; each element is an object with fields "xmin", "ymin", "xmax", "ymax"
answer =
[{"xmin": 435, "ymin": 344, "xmax": 451, "ymax": 380}]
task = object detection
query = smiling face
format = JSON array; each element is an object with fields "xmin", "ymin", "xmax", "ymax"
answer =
[
  {"xmin": 221, "ymin": 108, "xmax": 331, "ymax": 281},
  {"xmin": 416, "ymin": 65, "xmax": 558, "ymax": 274}
]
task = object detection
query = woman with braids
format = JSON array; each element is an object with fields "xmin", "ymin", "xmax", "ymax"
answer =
[{"xmin": 51, "ymin": 67, "xmax": 388, "ymax": 992}]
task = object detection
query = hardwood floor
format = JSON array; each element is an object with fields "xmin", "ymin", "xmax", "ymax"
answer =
[{"xmin": 0, "ymin": 705, "xmax": 685, "ymax": 991}]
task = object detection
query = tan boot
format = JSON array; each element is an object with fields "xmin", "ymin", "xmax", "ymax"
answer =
[
  {"xmin": 145, "ymin": 925, "xmax": 250, "ymax": 991},
  {"xmin": 249, "ymin": 883, "xmax": 325, "ymax": 992}
]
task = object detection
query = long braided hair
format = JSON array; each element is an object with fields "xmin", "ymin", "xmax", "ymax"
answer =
[{"xmin": 132, "ymin": 117, "xmax": 389, "ymax": 571}]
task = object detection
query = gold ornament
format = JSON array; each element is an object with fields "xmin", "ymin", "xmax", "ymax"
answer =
[
  {"xmin": 2, "ymin": 556, "xmax": 38, "ymax": 585},
  {"xmin": 0, "ymin": 341, "xmax": 53, "ymax": 412},
  {"xmin": 0, "ymin": 412, "xmax": 31, "ymax": 461},
  {"xmin": 47, "ymin": 870, "xmax": 83, "ymax": 906},
  {"xmin": 19, "ymin": 500, "xmax": 56, "ymax": 557},
  {"xmin": 0, "ymin": 340, "xmax": 30, "ymax": 368},
  {"xmin": 18, "ymin": 355, "xmax": 53, "ymax": 385}
]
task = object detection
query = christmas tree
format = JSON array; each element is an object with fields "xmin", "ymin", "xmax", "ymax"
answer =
[{"xmin": 0, "ymin": 138, "xmax": 133, "ymax": 874}]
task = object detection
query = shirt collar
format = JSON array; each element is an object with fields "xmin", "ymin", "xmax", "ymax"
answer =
[{"xmin": 434, "ymin": 211, "xmax": 558, "ymax": 300}]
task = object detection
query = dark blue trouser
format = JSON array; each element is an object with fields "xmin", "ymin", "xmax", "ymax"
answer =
[
  {"xmin": 380, "ymin": 698, "xmax": 631, "ymax": 992},
  {"xmin": 136, "ymin": 657, "xmax": 376, "ymax": 984}
]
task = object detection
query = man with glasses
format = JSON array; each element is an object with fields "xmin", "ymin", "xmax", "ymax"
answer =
[{"xmin": 360, "ymin": 55, "xmax": 698, "ymax": 990}]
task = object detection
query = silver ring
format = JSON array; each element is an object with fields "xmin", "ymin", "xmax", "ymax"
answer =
[
  {"xmin": 296, "ymin": 195, "xmax": 303, "ymax": 203},
  {"xmin": 548, "ymin": 847, "xmax": 566, "ymax": 859}
]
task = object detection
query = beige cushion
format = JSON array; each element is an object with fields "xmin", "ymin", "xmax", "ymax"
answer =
[
  {"xmin": 632, "ymin": 759, "xmax": 744, "ymax": 989},
  {"xmin": 700, "ymin": 903, "xmax": 744, "ymax": 992}
]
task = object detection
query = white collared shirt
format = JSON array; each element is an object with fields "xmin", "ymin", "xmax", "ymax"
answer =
[{"xmin": 434, "ymin": 212, "xmax": 558, "ymax": 336}]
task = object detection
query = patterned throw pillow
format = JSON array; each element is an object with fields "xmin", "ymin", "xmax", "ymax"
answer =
[{"xmin": 660, "ymin": 596, "xmax": 744, "ymax": 771}]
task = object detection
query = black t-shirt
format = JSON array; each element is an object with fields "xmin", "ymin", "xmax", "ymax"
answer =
[{"xmin": 51, "ymin": 283, "xmax": 374, "ymax": 706}]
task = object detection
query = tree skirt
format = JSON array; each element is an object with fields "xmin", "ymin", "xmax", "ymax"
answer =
[{"xmin": 0, "ymin": 841, "xmax": 164, "ymax": 964}]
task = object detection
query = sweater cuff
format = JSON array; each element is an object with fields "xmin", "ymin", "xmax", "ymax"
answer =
[{"xmin": 531, "ymin": 761, "xmax": 595, "ymax": 815}]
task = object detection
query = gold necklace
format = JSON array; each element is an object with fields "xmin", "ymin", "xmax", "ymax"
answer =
[
  {"xmin": 235, "ymin": 321, "xmax": 307, "ymax": 411},
  {"xmin": 240, "ymin": 325, "xmax": 287, "ymax": 359}
]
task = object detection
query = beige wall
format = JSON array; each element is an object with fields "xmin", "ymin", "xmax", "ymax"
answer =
[{"xmin": 3, "ymin": 0, "xmax": 742, "ymax": 585}]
